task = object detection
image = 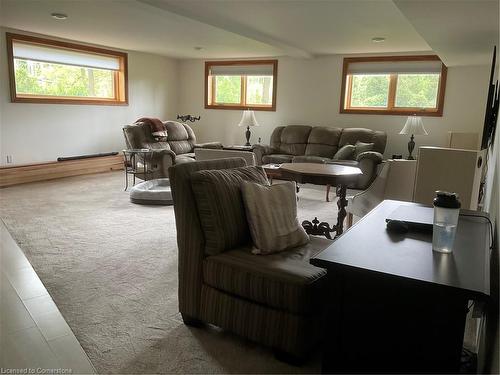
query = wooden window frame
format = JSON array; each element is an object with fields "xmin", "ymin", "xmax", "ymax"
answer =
[
  {"xmin": 205, "ymin": 60, "xmax": 278, "ymax": 111},
  {"xmin": 6, "ymin": 33, "xmax": 128, "ymax": 105},
  {"xmin": 340, "ymin": 55, "xmax": 447, "ymax": 117}
]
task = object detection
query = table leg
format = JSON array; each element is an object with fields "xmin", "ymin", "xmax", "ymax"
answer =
[{"xmin": 335, "ymin": 184, "xmax": 348, "ymax": 237}]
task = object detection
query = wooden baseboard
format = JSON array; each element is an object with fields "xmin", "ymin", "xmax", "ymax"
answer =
[{"xmin": 0, "ymin": 154, "xmax": 124, "ymax": 188}]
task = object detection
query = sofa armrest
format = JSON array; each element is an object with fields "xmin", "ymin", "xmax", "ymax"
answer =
[
  {"xmin": 149, "ymin": 149, "xmax": 176, "ymax": 177},
  {"xmin": 252, "ymin": 144, "xmax": 277, "ymax": 165},
  {"xmin": 356, "ymin": 151, "xmax": 383, "ymax": 164},
  {"xmin": 194, "ymin": 142, "xmax": 223, "ymax": 149}
]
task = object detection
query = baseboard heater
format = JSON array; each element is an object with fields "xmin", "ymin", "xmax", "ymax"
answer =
[{"xmin": 57, "ymin": 152, "xmax": 119, "ymax": 162}]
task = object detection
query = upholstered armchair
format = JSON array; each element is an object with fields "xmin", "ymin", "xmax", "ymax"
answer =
[
  {"xmin": 169, "ymin": 158, "xmax": 332, "ymax": 361},
  {"xmin": 123, "ymin": 120, "xmax": 222, "ymax": 178}
]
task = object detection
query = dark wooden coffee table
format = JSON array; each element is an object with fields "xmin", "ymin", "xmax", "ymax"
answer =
[{"xmin": 263, "ymin": 163, "xmax": 362, "ymax": 238}]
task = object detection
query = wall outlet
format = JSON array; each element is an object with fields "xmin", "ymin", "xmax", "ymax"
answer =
[{"xmin": 6, "ymin": 155, "xmax": 13, "ymax": 164}]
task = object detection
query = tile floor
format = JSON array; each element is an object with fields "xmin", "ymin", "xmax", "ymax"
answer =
[{"xmin": 0, "ymin": 220, "xmax": 95, "ymax": 373}]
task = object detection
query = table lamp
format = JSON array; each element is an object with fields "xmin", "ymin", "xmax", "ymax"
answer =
[
  {"xmin": 399, "ymin": 115, "xmax": 428, "ymax": 160},
  {"xmin": 238, "ymin": 110, "xmax": 260, "ymax": 146}
]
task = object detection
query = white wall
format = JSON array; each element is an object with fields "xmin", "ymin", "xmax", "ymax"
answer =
[
  {"xmin": 178, "ymin": 56, "xmax": 490, "ymax": 158},
  {"xmin": 0, "ymin": 28, "xmax": 179, "ymax": 165}
]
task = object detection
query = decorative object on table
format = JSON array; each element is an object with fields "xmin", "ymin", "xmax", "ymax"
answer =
[
  {"xmin": 400, "ymin": 114, "xmax": 428, "ymax": 160},
  {"xmin": 129, "ymin": 178, "xmax": 173, "ymax": 205},
  {"xmin": 432, "ymin": 191, "xmax": 461, "ymax": 253},
  {"xmin": 177, "ymin": 114, "xmax": 201, "ymax": 123},
  {"xmin": 392, "ymin": 154, "xmax": 403, "ymax": 159},
  {"xmin": 238, "ymin": 110, "xmax": 260, "ymax": 146},
  {"xmin": 241, "ymin": 181, "xmax": 309, "ymax": 254}
]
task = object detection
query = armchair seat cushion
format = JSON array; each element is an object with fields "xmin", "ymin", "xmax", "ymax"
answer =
[
  {"xmin": 292, "ymin": 155, "xmax": 331, "ymax": 164},
  {"xmin": 202, "ymin": 236, "xmax": 331, "ymax": 315},
  {"xmin": 262, "ymin": 154, "xmax": 294, "ymax": 164}
]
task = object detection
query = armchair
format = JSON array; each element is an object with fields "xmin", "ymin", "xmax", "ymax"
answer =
[{"xmin": 169, "ymin": 158, "xmax": 332, "ymax": 360}]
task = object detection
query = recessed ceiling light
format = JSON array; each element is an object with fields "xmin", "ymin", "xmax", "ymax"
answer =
[
  {"xmin": 372, "ymin": 37, "xmax": 386, "ymax": 43},
  {"xmin": 194, "ymin": 46, "xmax": 203, "ymax": 51},
  {"xmin": 51, "ymin": 12, "xmax": 68, "ymax": 20}
]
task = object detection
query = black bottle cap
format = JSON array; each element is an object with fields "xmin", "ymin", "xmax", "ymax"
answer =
[{"xmin": 433, "ymin": 191, "xmax": 461, "ymax": 209}]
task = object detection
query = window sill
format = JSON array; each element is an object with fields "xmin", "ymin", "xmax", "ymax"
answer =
[
  {"xmin": 12, "ymin": 96, "xmax": 128, "ymax": 106},
  {"xmin": 340, "ymin": 108, "xmax": 442, "ymax": 117},
  {"xmin": 205, "ymin": 104, "xmax": 276, "ymax": 111}
]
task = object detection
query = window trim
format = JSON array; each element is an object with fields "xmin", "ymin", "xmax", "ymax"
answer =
[
  {"xmin": 339, "ymin": 55, "xmax": 447, "ymax": 117},
  {"xmin": 204, "ymin": 60, "xmax": 278, "ymax": 111},
  {"xmin": 6, "ymin": 32, "xmax": 128, "ymax": 105}
]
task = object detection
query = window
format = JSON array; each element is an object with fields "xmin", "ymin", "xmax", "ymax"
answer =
[
  {"xmin": 205, "ymin": 60, "xmax": 277, "ymax": 111},
  {"xmin": 340, "ymin": 56, "xmax": 447, "ymax": 116},
  {"xmin": 7, "ymin": 33, "xmax": 128, "ymax": 105}
]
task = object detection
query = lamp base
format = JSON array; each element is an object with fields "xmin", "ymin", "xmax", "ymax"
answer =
[
  {"xmin": 245, "ymin": 126, "xmax": 251, "ymax": 146},
  {"xmin": 407, "ymin": 134, "xmax": 415, "ymax": 160}
]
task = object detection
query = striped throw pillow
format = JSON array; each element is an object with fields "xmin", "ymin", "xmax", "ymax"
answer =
[
  {"xmin": 241, "ymin": 181, "xmax": 309, "ymax": 254},
  {"xmin": 191, "ymin": 166, "xmax": 269, "ymax": 255}
]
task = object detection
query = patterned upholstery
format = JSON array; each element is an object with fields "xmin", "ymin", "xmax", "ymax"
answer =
[
  {"xmin": 169, "ymin": 158, "xmax": 332, "ymax": 358},
  {"xmin": 203, "ymin": 240, "xmax": 328, "ymax": 314},
  {"xmin": 191, "ymin": 166, "xmax": 269, "ymax": 255}
]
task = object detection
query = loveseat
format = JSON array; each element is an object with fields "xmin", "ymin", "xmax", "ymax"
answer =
[
  {"xmin": 169, "ymin": 158, "xmax": 332, "ymax": 360},
  {"xmin": 253, "ymin": 126, "xmax": 387, "ymax": 189},
  {"xmin": 122, "ymin": 120, "xmax": 222, "ymax": 178}
]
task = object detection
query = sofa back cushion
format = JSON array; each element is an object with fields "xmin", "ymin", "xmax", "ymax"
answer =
[
  {"xmin": 338, "ymin": 128, "xmax": 387, "ymax": 154},
  {"xmin": 191, "ymin": 166, "xmax": 269, "ymax": 255},
  {"xmin": 305, "ymin": 127, "xmax": 342, "ymax": 158},
  {"xmin": 165, "ymin": 121, "xmax": 196, "ymax": 155},
  {"xmin": 270, "ymin": 125, "xmax": 312, "ymax": 156}
]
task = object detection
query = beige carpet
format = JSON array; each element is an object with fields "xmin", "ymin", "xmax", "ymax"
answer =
[{"xmin": 0, "ymin": 171, "xmax": 341, "ymax": 374}]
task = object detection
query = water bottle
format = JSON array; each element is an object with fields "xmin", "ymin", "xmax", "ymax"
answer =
[{"xmin": 432, "ymin": 191, "xmax": 461, "ymax": 253}]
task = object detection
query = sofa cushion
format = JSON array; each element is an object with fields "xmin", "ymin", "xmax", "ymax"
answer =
[
  {"xmin": 241, "ymin": 181, "xmax": 309, "ymax": 254},
  {"xmin": 262, "ymin": 154, "xmax": 294, "ymax": 164},
  {"xmin": 333, "ymin": 144, "xmax": 356, "ymax": 160},
  {"xmin": 354, "ymin": 141, "xmax": 374, "ymax": 159},
  {"xmin": 278, "ymin": 125, "xmax": 312, "ymax": 155},
  {"xmin": 191, "ymin": 166, "xmax": 269, "ymax": 255},
  {"xmin": 292, "ymin": 155, "xmax": 331, "ymax": 163},
  {"xmin": 202, "ymin": 236, "xmax": 331, "ymax": 314},
  {"xmin": 305, "ymin": 127, "xmax": 342, "ymax": 157},
  {"xmin": 339, "ymin": 128, "xmax": 386, "ymax": 154}
]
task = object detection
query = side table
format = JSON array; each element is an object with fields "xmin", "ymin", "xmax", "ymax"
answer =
[{"xmin": 122, "ymin": 149, "xmax": 155, "ymax": 190}]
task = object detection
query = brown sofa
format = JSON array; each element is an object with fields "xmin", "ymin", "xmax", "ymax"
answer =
[
  {"xmin": 122, "ymin": 120, "xmax": 222, "ymax": 178},
  {"xmin": 253, "ymin": 126, "xmax": 387, "ymax": 189},
  {"xmin": 169, "ymin": 158, "xmax": 332, "ymax": 360}
]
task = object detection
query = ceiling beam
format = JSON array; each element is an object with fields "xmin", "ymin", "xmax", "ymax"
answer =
[{"xmin": 137, "ymin": 0, "xmax": 313, "ymax": 58}]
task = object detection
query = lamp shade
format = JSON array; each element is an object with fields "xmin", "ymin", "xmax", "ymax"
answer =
[
  {"xmin": 400, "ymin": 115, "xmax": 428, "ymax": 135},
  {"xmin": 238, "ymin": 110, "xmax": 260, "ymax": 127}
]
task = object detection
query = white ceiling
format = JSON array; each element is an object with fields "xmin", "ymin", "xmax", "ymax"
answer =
[
  {"xmin": 394, "ymin": 0, "xmax": 499, "ymax": 66},
  {"xmin": 0, "ymin": 0, "xmax": 498, "ymax": 65}
]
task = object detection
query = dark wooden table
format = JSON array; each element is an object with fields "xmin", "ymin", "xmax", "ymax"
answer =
[
  {"xmin": 263, "ymin": 163, "xmax": 362, "ymax": 238},
  {"xmin": 311, "ymin": 200, "xmax": 491, "ymax": 373}
]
